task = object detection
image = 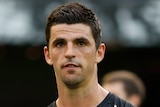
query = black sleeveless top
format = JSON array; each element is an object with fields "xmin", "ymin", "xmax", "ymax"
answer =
[{"xmin": 47, "ymin": 93, "xmax": 135, "ymax": 107}]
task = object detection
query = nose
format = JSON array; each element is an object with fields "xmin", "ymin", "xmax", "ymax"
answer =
[{"xmin": 65, "ymin": 43, "xmax": 75, "ymax": 59}]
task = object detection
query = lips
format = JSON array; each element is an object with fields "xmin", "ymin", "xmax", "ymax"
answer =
[
  {"xmin": 61, "ymin": 62, "xmax": 81, "ymax": 73},
  {"xmin": 63, "ymin": 62, "xmax": 79, "ymax": 67}
]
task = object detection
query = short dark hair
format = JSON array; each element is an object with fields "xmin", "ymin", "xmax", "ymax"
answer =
[{"xmin": 45, "ymin": 2, "xmax": 102, "ymax": 49}]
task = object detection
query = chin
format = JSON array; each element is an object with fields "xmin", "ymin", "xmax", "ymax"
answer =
[{"xmin": 63, "ymin": 77, "xmax": 83, "ymax": 89}]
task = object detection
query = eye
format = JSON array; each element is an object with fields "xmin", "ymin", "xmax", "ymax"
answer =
[
  {"xmin": 77, "ymin": 41, "xmax": 86, "ymax": 47},
  {"xmin": 76, "ymin": 38, "xmax": 89, "ymax": 47},
  {"xmin": 52, "ymin": 38, "xmax": 66, "ymax": 48},
  {"xmin": 55, "ymin": 41, "xmax": 64, "ymax": 47}
]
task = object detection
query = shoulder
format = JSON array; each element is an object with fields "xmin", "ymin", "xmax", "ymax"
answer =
[
  {"xmin": 98, "ymin": 93, "xmax": 135, "ymax": 107},
  {"xmin": 111, "ymin": 94, "xmax": 135, "ymax": 107},
  {"xmin": 47, "ymin": 101, "xmax": 56, "ymax": 107}
]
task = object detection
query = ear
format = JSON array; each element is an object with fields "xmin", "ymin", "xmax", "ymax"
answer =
[
  {"xmin": 43, "ymin": 46, "xmax": 52, "ymax": 65},
  {"xmin": 95, "ymin": 43, "xmax": 106, "ymax": 63}
]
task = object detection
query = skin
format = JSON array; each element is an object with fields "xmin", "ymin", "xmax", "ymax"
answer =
[{"xmin": 44, "ymin": 23, "xmax": 108, "ymax": 107}]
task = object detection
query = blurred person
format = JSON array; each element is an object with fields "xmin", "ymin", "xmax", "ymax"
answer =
[
  {"xmin": 43, "ymin": 2, "xmax": 134, "ymax": 107},
  {"xmin": 101, "ymin": 70, "xmax": 146, "ymax": 107}
]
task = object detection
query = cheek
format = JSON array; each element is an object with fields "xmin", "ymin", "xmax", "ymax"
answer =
[
  {"xmin": 80, "ymin": 49, "xmax": 96, "ymax": 67},
  {"xmin": 50, "ymin": 50, "xmax": 61, "ymax": 64},
  {"xmin": 83, "ymin": 48, "xmax": 96, "ymax": 61}
]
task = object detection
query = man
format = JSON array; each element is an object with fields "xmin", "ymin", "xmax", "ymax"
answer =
[
  {"xmin": 102, "ymin": 70, "xmax": 146, "ymax": 107},
  {"xmin": 43, "ymin": 2, "xmax": 134, "ymax": 107}
]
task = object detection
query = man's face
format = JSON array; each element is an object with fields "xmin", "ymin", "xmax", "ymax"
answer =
[{"xmin": 44, "ymin": 23, "xmax": 105, "ymax": 88}]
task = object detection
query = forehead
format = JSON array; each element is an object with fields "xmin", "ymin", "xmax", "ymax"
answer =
[{"xmin": 50, "ymin": 23, "xmax": 92, "ymax": 38}]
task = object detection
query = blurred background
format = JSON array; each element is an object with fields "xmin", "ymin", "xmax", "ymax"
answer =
[{"xmin": 0, "ymin": 0, "xmax": 160, "ymax": 107}]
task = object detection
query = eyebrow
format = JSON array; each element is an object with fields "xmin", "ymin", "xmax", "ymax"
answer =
[
  {"xmin": 53, "ymin": 36, "xmax": 89, "ymax": 42},
  {"xmin": 52, "ymin": 38, "xmax": 65, "ymax": 44},
  {"xmin": 75, "ymin": 37, "xmax": 89, "ymax": 42}
]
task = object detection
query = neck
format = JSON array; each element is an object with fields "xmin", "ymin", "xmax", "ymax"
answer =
[{"xmin": 56, "ymin": 83, "xmax": 109, "ymax": 107}]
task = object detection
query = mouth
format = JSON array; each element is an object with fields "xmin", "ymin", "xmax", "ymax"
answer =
[
  {"xmin": 63, "ymin": 62, "xmax": 79, "ymax": 68},
  {"xmin": 61, "ymin": 62, "xmax": 81, "ymax": 74}
]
